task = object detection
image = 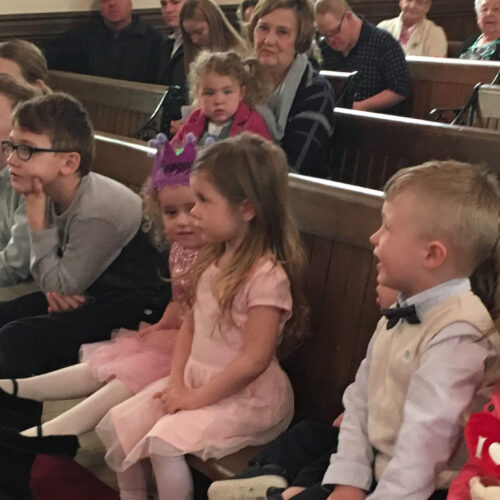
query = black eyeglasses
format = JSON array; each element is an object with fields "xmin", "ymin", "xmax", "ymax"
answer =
[
  {"xmin": 1, "ymin": 140, "xmax": 74, "ymax": 161},
  {"xmin": 321, "ymin": 11, "xmax": 346, "ymax": 40}
]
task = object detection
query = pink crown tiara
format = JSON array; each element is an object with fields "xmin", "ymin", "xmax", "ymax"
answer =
[{"xmin": 149, "ymin": 133, "xmax": 197, "ymax": 190}]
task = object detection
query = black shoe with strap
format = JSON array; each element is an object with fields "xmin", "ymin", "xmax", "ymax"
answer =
[{"xmin": 0, "ymin": 424, "xmax": 79, "ymax": 459}]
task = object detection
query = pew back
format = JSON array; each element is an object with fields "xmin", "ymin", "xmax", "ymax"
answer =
[
  {"xmin": 48, "ymin": 71, "xmax": 165, "ymax": 137},
  {"xmin": 331, "ymin": 108, "xmax": 500, "ymax": 189},
  {"xmin": 408, "ymin": 56, "xmax": 500, "ymax": 120}
]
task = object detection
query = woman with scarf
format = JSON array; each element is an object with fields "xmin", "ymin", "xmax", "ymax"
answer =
[{"xmin": 249, "ymin": 0, "xmax": 335, "ymax": 179}]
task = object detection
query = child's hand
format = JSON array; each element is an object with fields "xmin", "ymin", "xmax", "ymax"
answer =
[
  {"xmin": 332, "ymin": 412, "xmax": 344, "ymax": 427},
  {"xmin": 25, "ymin": 177, "xmax": 46, "ymax": 231},
  {"xmin": 46, "ymin": 291, "xmax": 87, "ymax": 313},
  {"xmin": 153, "ymin": 379, "xmax": 200, "ymax": 413},
  {"xmin": 327, "ymin": 485, "xmax": 367, "ymax": 500}
]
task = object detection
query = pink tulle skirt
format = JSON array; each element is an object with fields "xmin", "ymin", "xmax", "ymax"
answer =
[{"xmin": 80, "ymin": 324, "xmax": 178, "ymax": 394}]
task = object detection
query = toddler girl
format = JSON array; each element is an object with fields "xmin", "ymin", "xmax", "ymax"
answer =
[
  {"xmin": 95, "ymin": 132, "xmax": 308, "ymax": 500},
  {"xmin": 172, "ymin": 50, "xmax": 273, "ymax": 146},
  {"xmin": 0, "ymin": 134, "xmax": 202, "ymax": 455}
]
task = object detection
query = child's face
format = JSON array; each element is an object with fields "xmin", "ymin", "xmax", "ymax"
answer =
[
  {"xmin": 158, "ymin": 183, "xmax": 203, "ymax": 249},
  {"xmin": 370, "ymin": 192, "xmax": 429, "ymax": 298},
  {"xmin": 197, "ymin": 72, "xmax": 245, "ymax": 126},
  {"xmin": 6, "ymin": 126, "xmax": 66, "ymax": 195},
  {"xmin": 0, "ymin": 95, "xmax": 13, "ymax": 171},
  {"xmin": 190, "ymin": 171, "xmax": 250, "ymax": 248}
]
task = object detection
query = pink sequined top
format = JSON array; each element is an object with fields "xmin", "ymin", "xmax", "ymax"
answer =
[{"xmin": 169, "ymin": 241, "xmax": 199, "ymax": 305}]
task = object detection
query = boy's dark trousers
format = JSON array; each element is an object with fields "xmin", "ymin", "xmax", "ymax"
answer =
[
  {"xmin": 0, "ymin": 289, "xmax": 166, "ymax": 498},
  {"xmin": 249, "ymin": 420, "xmax": 449, "ymax": 500}
]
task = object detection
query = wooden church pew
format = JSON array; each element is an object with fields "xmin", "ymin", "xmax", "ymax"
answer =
[
  {"xmin": 407, "ymin": 56, "xmax": 500, "ymax": 120},
  {"xmin": 48, "ymin": 70, "xmax": 166, "ymax": 138},
  {"xmin": 330, "ymin": 108, "xmax": 500, "ymax": 189}
]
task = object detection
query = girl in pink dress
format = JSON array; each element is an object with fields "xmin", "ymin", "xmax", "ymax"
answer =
[
  {"xmin": 95, "ymin": 132, "xmax": 309, "ymax": 500},
  {"xmin": 0, "ymin": 134, "xmax": 202, "ymax": 447}
]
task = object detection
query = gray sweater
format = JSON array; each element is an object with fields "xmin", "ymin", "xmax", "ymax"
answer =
[
  {"xmin": 0, "ymin": 169, "xmax": 31, "ymax": 286},
  {"xmin": 30, "ymin": 172, "xmax": 141, "ymax": 295}
]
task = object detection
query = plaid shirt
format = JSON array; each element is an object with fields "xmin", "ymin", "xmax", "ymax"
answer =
[{"xmin": 320, "ymin": 19, "xmax": 411, "ymax": 114}]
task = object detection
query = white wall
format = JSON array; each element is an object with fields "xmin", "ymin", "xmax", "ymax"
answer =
[{"xmin": 0, "ymin": 0, "xmax": 232, "ymax": 15}]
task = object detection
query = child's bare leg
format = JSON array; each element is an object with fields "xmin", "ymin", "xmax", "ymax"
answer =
[
  {"xmin": 22, "ymin": 378, "xmax": 133, "ymax": 437},
  {"xmin": 117, "ymin": 460, "xmax": 148, "ymax": 500},
  {"xmin": 0, "ymin": 363, "xmax": 103, "ymax": 401}
]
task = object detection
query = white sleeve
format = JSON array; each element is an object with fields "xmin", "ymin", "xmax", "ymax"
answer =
[{"xmin": 368, "ymin": 322, "xmax": 489, "ymax": 499}]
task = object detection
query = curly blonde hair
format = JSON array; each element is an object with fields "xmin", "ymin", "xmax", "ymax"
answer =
[
  {"xmin": 141, "ymin": 177, "xmax": 170, "ymax": 252},
  {"xmin": 189, "ymin": 50, "xmax": 273, "ymax": 108}
]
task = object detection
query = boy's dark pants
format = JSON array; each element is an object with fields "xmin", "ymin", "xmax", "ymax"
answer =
[
  {"xmin": 249, "ymin": 420, "xmax": 449, "ymax": 500},
  {"xmin": 0, "ymin": 290, "xmax": 165, "ymax": 498}
]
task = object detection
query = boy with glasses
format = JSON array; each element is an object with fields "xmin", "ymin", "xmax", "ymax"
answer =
[{"xmin": 0, "ymin": 92, "xmax": 170, "ymax": 499}]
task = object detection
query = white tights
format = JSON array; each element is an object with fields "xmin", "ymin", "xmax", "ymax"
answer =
[
  {"xmin": 117, "ymin": 447, "xmax": 193, "ymax": 500},
  {"xmin": 0, "ymin": 363, "xmax": 133, "ymax": 436}
]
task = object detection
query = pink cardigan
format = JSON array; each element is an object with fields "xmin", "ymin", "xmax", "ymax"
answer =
[{"xmin": 172, "ymin": 101, "xmax": 272, "ymax": 145}]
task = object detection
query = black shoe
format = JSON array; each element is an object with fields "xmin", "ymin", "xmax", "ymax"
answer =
[{"xmin": 0, "ymin": 425, "xmax": 79, "ymax": 459}]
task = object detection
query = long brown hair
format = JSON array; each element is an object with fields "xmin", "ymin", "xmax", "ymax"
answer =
[
  {"xmin": 180, "ymin": 0, "xmax": 247, "ymax": 75},
  {"xmin": 190, "ymin": 133, "xmax": 309, "ymax": 356}
]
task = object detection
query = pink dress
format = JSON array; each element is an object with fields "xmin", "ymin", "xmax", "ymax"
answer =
[
  {"xmin": 96, "ymin": 258, "xmax": 294, "ymax": 471},
  {"xmin": 80, "ymin": 242, "xmax": 199, "ymax": 394}
]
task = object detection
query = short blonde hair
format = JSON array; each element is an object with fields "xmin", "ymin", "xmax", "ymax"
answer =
[
  {"xmin": 384, "ymin": 160, "xmax": 499, "ymax": 278},
  {"xmin": 248, "ymin": 0, "xmax": 315, "ymax": 54},
  {"xmin": 188, "ymin": 50, "xmax": 273, "ymax": 108}
]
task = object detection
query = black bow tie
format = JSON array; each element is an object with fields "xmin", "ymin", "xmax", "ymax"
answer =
[{"xmin": 381, "ymin": 304, "xmax": 420, "ymax": 330}]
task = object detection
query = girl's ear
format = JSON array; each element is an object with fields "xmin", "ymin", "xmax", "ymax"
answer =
[
  {"xmin": 240, "ymin": 85, "xmax": 246, "ymax": 101},
  {"xmin": 240, "ymin": 198, "xmax": 256, "ymax": 222},
  {"xmin": 61, "ymin": 152, "xmax": 81, "ymax": 176}
]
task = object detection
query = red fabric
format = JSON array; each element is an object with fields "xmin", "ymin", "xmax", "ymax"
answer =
[
  {"xmin": 172, "ymin": 101, "xmax": 272, "ymax": 145},
  {"xmin": 448, "ymin": 391, "xmax": 500, "ymax": 499},
  {"xmin": 31, "ymin": 455, "xmax": 119, "ymax": 500}
]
